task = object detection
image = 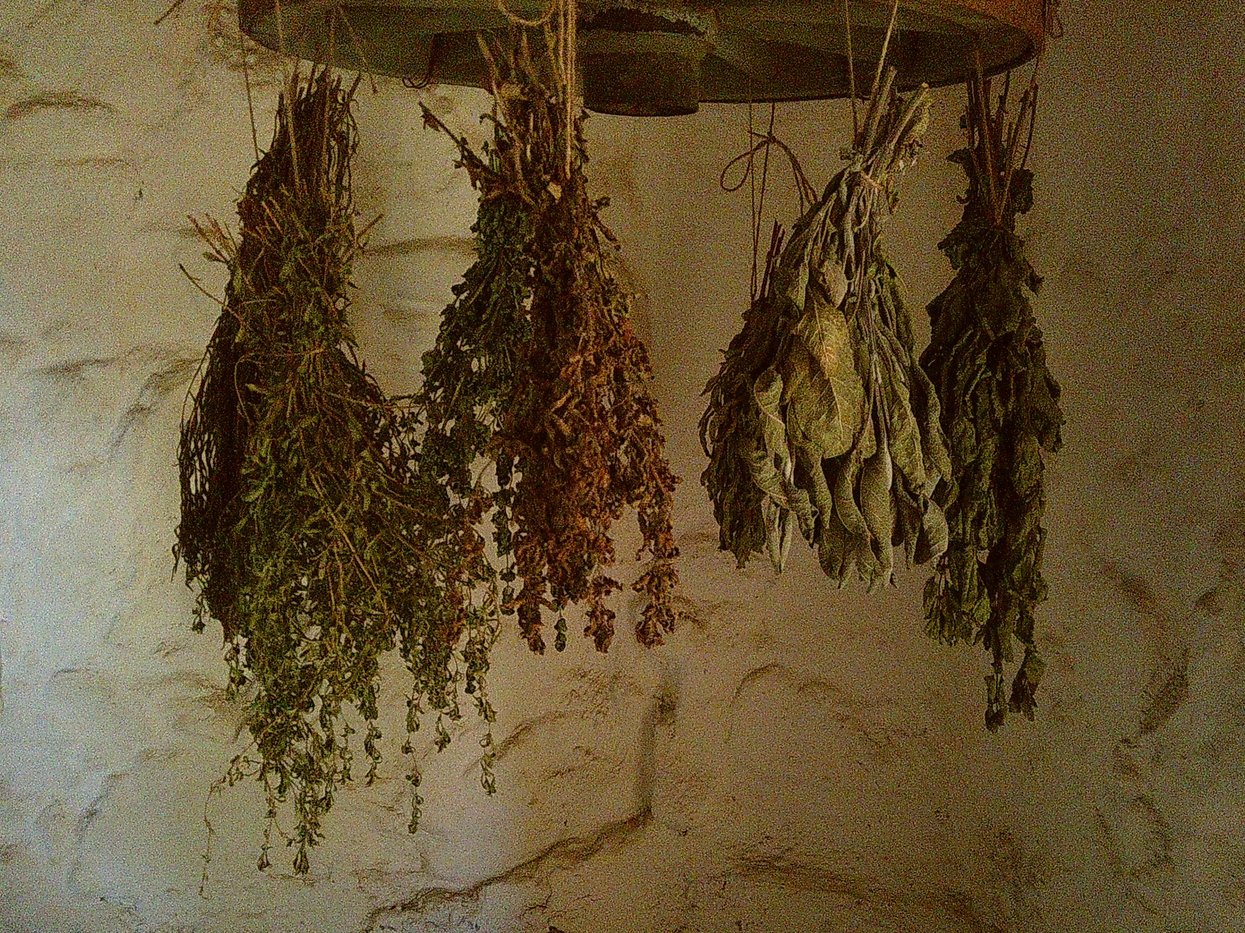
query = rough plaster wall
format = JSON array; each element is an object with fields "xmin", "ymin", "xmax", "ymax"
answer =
[{"xmin": 0, "ymin": 1, "xmax": 1241, "ymax": 931}]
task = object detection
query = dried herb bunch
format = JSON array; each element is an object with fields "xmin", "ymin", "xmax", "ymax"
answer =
[
  {"xmin": 177, "ymin": 69, "xmax": 491, "ymax": 873},
  {"xmin": 423, "ymin": 36, "xmax": 680, "ymax": 654},
  {"xmin": 397, "ymin": 154, "xmax": 535, "ymax": 816},
  {"xmin": 921, "ymin": 75, "xmax": 1063, "ymax": 729},
  {"xmin": 701, "ymin": 68, "xmax": 950, "ymax": 587}
]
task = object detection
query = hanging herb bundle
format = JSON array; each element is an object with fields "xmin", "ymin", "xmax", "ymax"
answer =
[
  {"xmin": 701, "ymin": 66, "xmax": 949, "ymax": 587},
  {"xmin": 921, "ymin": 74, "xmax": 1064, "ymax": 730},
  {"xmin": 394, "ymin": 134, "xmax": 535, "ymax": 820},
  {"xmin": 177, "ymin": 69, "xmax": 493, "ymax": 874},
  {"xmin": 422, "ymin": 31, "xmax": 680, "ymax": 654}
]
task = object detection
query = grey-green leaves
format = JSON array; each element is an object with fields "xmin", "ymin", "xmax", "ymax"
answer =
[{"xmin": 701, "ymin": 70, "xmax": 949, "ymax": 588}]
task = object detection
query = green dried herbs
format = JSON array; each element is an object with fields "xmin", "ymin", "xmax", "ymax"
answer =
[
  {"xmin": 701, "ymin": 68, "xmax": 949, "ymax": 587},
  {"xmin": 921, "ymin": 76, "xmax": 1064, "ymax": 729},
  {"xmin": 422, "ymin": 38, "xmax": 679, "ymax": 654},
  {"xmin": 177, "ymin": 69, "xmax": 494, "ymax": 874},
  {"xmin": 179, "ymin": 29, "xmax": 682, "ymax": 873},
  {"xmin": 398, "ymin": 159, "xmax": 535, "ymax": 825}
]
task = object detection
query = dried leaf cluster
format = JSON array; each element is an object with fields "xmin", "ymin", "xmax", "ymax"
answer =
[
  {"xmin": 397, "ymin": 148, "xmax": 536, "ymax": 824},
  {"xmin": 921, "ymin": 76, "xmax": 1064, "ymax": 729},
  {"xmin": 180, "ymin": 36, "xmax": 682, "ymax": 872},
  {"xmin": 422, "ymin": 38, "xmax": 679, "ymax": 654},
  {"xmin": 701, "ymin": 68, "xmax": 949, "ymax": 587},
  {"xmin": 177, "ymin": 69, "xmax": 496, "ymax": 874}
]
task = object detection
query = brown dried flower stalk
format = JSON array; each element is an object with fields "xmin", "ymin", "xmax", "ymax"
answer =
[{"xmin": 422, "ymin": 36, "xmax": 679, "ymax": 653}]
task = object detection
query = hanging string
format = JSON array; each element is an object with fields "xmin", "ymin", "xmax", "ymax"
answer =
[
  {"xmin": 494, "ymin": 0, "xmax": 577, "ymax": 177},
  {"xmin": 842, "ymin": 0, "xmax": 858, "ymax": 139},
  {"xmin": 236, "ymin": 12, "xmax": 261, "ymax": 160},
  {"xmin": 718, "ymin": 105, "xmax": 817, "ymax": 305},
  {"xmin": 331, "ymin": 3, "xmax": 380, "ymax": 94},
  {"xmin": 403, "ymin": 35, "xmax": 442, "ymax": 89},
  {"xmin": 751, "ymin": 102, "xmax": 773, "ymax": 303},
  {"xmin": 562, "ymin": 0, "xmax": 576, "ymax": 176},
  {"xmin": 542, "ymin": 0, "xmax": 578, "ymax": 177},
  {"xmin": 723, "ymin": 127, "xmax": 817, "ymax": 214},
  {"xmin": 495, "ymin": 0, "xmax": 556, "ymax": 28}
]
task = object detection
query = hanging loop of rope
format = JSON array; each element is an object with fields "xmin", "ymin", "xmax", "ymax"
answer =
[
  {"xmin": 719, "ymin": 101, "xmax": 818, "ymax": 303},
  {"xmin": 719, "ymin": 130, "xmax": 818, "ymax": 214},
  {"xmin": 492, "ymin": 0, "xmax": 578, "ymax": 177},
  {"xmin": 494, "ymin": 0, "xmax": 556, "ymax": 28},
  {"xmin": 403, "ymin": 34, "xmax": 443, "ymax": 89}
]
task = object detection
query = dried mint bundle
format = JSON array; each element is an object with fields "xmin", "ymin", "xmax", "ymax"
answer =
[
  {"xmin": 701, "ymin": 67, "xmax": 949, "ymax": 588},
  {"xmin": 921, "ymin": 75, "xmax": 1063, "ymax": 729},
  {"xmin": 177, "ymin": 69, "xmax": 493, "ymax": 874},
  {"xmin": 422, "ymin": 35, "xmax": 679, "ymax": 654}
]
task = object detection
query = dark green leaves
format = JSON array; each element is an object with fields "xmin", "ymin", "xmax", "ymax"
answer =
[{"xmin": 921, "ymin": 77, "xmax": 1063, "ymax": 730}]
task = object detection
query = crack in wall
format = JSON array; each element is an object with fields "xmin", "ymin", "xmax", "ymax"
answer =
[
  {"xmin": 362, "ymin": 808, "xmax": 653, "ymax": 931},
  {"xmin": 724, "ymin": 663, "xmax": 918, "ymax": 762},
  {"xmin": 5, "ymin": 91, "xmax": 114, "ymax": 122},
  {"xmin": 1095, "ymin": 510, "xmax": 1245, "ymax": 895},
  {"xmin": 727, "ymin": 663, "xmax": 789, "ymax": 712},
  {"xmin": 1138, "ymin": 654, "xmax": 1190, "ymax": 737},
  {"xmin": 725, "ymin": 851, "xmax": 1007, "ymax": 933},
  {"xmin": 24, "ymin": 349, "xmax": 200, "ymax": 469},
  {"xmin": 35, "ymin": 355, "xmax": 122, "ymax": 378},
  {"xmin": 364, "ymin": 236, "xmax": 475, "ymax": 259},
  {"xmin": 491, "ymin": 712, "xmax": 580, "ymax": 764},
  {"xmin": 374, "ymin": 677, "xmax": 676, "ymax": 930},
  {"xmin": 101, "ymin": 356, "xmax": 199, "ymax": 458}
]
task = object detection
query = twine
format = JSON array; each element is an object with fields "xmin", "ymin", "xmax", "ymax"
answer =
[{"xmin": 495, "ymin": 0, "xmax": 578, "ymax": 177}]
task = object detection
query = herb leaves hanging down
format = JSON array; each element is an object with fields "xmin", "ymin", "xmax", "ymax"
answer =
[
  {"xmin": 921, "ymin": 76, "xmax": 1063, "ymax": 730},
  {"xmin": 701, "ymin": 69, "xmax": 949, "ymax": 588},
  {"xmin": 396, "ymin": 139, "xmax": 534, "ymax": 824},
  {"xmin": 422, "ymin": 37, "xmax": 680, "ymax": 654},
  {"xmin": 390, "ymin": 128, "xmax": 537, "ymax": 832},
  {"xmin": 176, "ymin": 69, "xmax": 489, "ymax": 874}
]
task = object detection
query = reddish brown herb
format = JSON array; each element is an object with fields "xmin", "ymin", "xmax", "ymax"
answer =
[{"xmin": 423, "ymin": 38, "xmax": 679, "ymax": 652}]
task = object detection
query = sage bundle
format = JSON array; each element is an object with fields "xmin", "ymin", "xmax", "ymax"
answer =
[
  {"xmin": 177, "ymin": 70, "xmax": 491, "ymax": 874},
  {"xmin": 701, "ymin": 68, "xmax": 949, "ymax": 588},
  {"xmin": 921, "ymin": 76, "xmax": 1063, "ymax": 729},
  {"xmin": 422, "ymin": 36, "xmax": 679, "ymax": 654}
]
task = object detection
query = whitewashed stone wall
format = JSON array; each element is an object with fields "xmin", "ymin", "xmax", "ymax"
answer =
[{"xmin": 1, "ymin": 2, "xmax": 1242, "ymax": 931}]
